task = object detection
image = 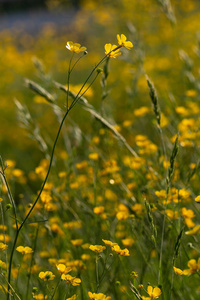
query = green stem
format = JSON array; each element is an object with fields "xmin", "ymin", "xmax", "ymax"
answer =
[
  {"xmin": 6, "ymin": 48, "xmax": 119, "ymax": 298},
  {"xmin": 50, "ymin": 276, "xmax": 61, "ymax": 300},
  {"xmin": 95, "ymin": 255, "xmax": 99, "ymax": 291},
  {"xmin": 25, "ymin": 225, "xmax": 39, "ymax": 300},
  {"xmin": 67, "ymin": 53, "xmax": 74, "ymax": 109}
]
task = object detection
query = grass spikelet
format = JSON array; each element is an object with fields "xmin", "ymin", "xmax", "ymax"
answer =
[
  {"xmin": 146, "ymin": 75, "xmax": 161, "ymax": 126},
  {"xmin": 25, "ymin": 79, "xmax": 55, "ymax": 103},
  {"xmin": 166, "ymin": 133, "xmax": 179, "ymax": 187},
  {"xmin": 144, "ymin": 199, "xmax": 157, "ymax": 247}
]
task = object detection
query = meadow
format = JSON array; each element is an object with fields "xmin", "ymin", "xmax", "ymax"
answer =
[{"xmin": 1, "ymin": 0, "xmax": 200, "ymax": 299}]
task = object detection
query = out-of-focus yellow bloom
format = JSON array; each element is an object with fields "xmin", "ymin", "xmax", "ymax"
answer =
[
  {"xmin": 0, "ymin": 234, "xmax": 11, "ymax": 243},
  {"xmin": 0, "ymin": 260, "xmax": 7, "ymax": 269},
  {"xmin": 181, "ymin": 207, "xmax": 195, "ymax": 228},
  {"xmin": 175, "ymin": 106, "xmax": 189, "ymax": 116},
  {"xmin": 89, "ymin": 245, "xmax": 106, "ymax": 253},
  {"xmin": 88, "ymin": 291, "xmax": 111, "ymax": 300},
  {"xmin": 66, "ymin": 41, "xmax": 86, "ymax": 53},
  {"xmin": 117, "ymin": 34, "xmax": 133, "ymax": 49},
  {"xmin": 105, "ymin": 44, "xmax": 121, "ymax": 58},
  {"xmin": 112, "ymin": 245, "xmax": 130, "ymax": 256},
  {"xmin": 39, "ymin": 271, "xmax": 55, "ymax": 281},
  {"xmin": 66, "ymin": 295, "xmax": 78, "ymax": 300},
  {"xmin": 142, "ymin": 286, "xmax": 162, "ymax": 299},
  {"xmin": 102, "ymin": 239, "xmax": 118, "ymax": 247},
  {"xmin": 71, "ymin": 239, "xmax": 83, "ymax": 246},
  {"xmin": 185, "ymin": 89, "xmax": 197, "ymax": 97},
  {"xmin": 166, "ymin": 209, "xmax": 179, "ymax": 220},
  {"xmin": 0, "ymin": 243, "xmax": 8, "ymax": 251},
  {"xmin": 16, "ymin": 246, "xmax": 33, "ymax": 255},
  {"xmin": 185, "ymin": 225, "xmax": 200, "ymax": 235},
  {"xmin": 195, "ymin": 195, "xmax": 200, "ymax": 203},
  {"xmin": 61, "ymin": 274, "xmax": 81, "ymax": 286},
  {"xmin": 32, "ymin": 293, "xmax": 47, "ymax": 300},
  {"xmin": 173, "ymin": 266, "xmax": 183, "ymax": 275},
  {"xmin": 93, "ymin": 206, "xmax": 105, "ymax": 215},
  {"xmin": 122, "ymin": 238, "xmax": 134, "ymax": 247},
  {"xmin": 89, "ymin": 152, "xmax": 99, "ymax": 160},
  {"xmin": 134, "ymin": 106, "xmax": 150, "ymax": 117},
  {"xmin": 56, "ymin": 264, "xmax": 72, "ymax": 274},
  {"xmin": 182, "ymin": 258, "xmax": 200, "ymax": 275},
  {"xmin": 63, "ymin": 221, "xmax": 82, "ymax": 229}
]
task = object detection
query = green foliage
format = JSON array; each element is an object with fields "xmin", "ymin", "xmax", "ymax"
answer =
[{"xmin": 1, "ymin": 1, "xmax": 200, "ymax": 299}]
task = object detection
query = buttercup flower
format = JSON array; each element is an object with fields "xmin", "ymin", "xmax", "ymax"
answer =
[
  {"xmin": 66, "ymin": 295, "xmax": 78, "ymax": 300},
  {"xmin": 112, "ymin": 245, "xmax": 130, "ymax": 256},
  {"xmin": 66, "ymin": 41, "xmax": 86, "ymax": 53},
  {"xmin": 0, "ymin": 242, "xmax": 8, "ymax": 251},
  {"xmin": 117, "ymin": 34, "xmax": 133, "ymax": 49},
  {"xmin": 32, "ymin": 294, "xmax": 47, "ymax": 300},
  {"xmin": 39, "ymin": 271, "xmax": 55, "ymax": 281},
  {"xmin": 142, "ymin": 286, "xmax": 161, "ymax": 299},
  {"xmin": 173, "ymin": 266, "xmax": 183, "ymax": 275},
  {"xmin": 61, "ymin": 274, "xmax": 81, "ymax": 286},
  {"xmin": 89, "ymin": 245, "xmax": 106, "ymax": 253},
  {"xmin": 16, "ymin": 246, "xmax": 33, "ymax": 255},
  {"xmin": 102, "ymin": 239, "xmax": 118, "ymax": 247},
  {"xmin": 88, "ymin": 291, "xmax": 111, "ymax": 300},
  {"xmin": 185, "ymin": 225, "xmax": 200, "ymax": 235},
  {"xmin": 104, "ymin": 44, "xmax": 121, "ymax": 58},
  {"xmin": 183, "ymin": 258, "xmax": 200, "ymax": 275},
  {"xmin": 56, "ymin": 263, "xmax": 72, "ymax": 274}
]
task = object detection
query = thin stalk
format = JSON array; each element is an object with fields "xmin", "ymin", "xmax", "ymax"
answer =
[
  {"xmin": 25, "ymin": 225, "xmax": 39, "ymax": 300},
  {"xmin": 50, "ymin": 276, "xmax": 61, "ymax": 300},
  {"xmin": 95, "ymin": 255, "xmax": 99, "ymax": 291},
  {"xmin": 7, "ymin": 107, "xmax": 70, "ymax": 300},
  {"xmin": 66, "ymin": 53, "xmax": 74, "ymax": 109},
  {"xmin": 7, "ymin": 49, "xmax": 112, "ymax": 298},
  {"xmin": 0, "ymin": 171, "xmax": 18, "ymax": 231}
]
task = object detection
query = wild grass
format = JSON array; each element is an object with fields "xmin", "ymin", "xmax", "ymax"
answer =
[{"xmin": 1, "ymin": 1, "xmax": 200, "ymax": 299}]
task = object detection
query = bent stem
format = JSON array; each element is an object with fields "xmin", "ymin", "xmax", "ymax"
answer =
[{"xmin": 6, "ymin": 51, "xmax": 107, "ymax": 299}]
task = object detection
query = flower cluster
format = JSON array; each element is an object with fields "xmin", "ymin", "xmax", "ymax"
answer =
[{"xmin": 105, "ymin": 34, "xmax": 133, "ymax": 58}]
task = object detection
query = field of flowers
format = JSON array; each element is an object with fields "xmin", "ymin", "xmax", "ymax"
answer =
[{"xmin": 1, "ymin": 0, "xmax": 200, "ymax": 299}]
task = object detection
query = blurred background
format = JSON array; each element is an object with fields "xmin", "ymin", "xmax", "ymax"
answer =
[{"xmin": 0, "ymin": 0, "xmax": 200, "ymax": 171}]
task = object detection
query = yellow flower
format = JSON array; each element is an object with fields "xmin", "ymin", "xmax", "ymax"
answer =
[
  {"xmin": 93, "ymin": 206, "xmax": 105, "ymax": 215},
  {"xmin": 185, "ymin": 225, "xmax": 200, "ymax": 235},
  {"xmin": 66, "ymin": 295, "xmax": 78, "ymax": 300},
  {"xmin": 61, "ymin": 274, "xmax": 81, "ymax": 286},
  {"xmin": 112, "ymin": 245, "xmax": 130, "ymax": 256},
  {"xmin": 39, "ymin": 271, "xmax": 55, "ymax": 281},
  {"xmin": 142, "ymin": 286, "xmax": 161, "ymax": 299},
  {"xmin": 32, "ymin": 294, "xmax": 47, "ymax": 300},
  {"xmin": 173, "ymin": 266, "xmax": 183, "ymax": 275},
  {"xmin": 182, "ymin": 258, "xmax": 200, "ymax": 275},
  {"xmin": 0, "ymin": 260, "xmax": 7, "ymax": 269},
  {"xmin": 66, "ymin": 41, "xmax": 86, "ymax": 53},
  {"xmin": 0, "ymin": 242, "xmax": 8, "ymax": 251},
  {"xmin": 117, "ymin": 34, "xmax": 133, "ymax": 50},
  {"xmin": 56, "ymin": 264, "xmax": 72, "ymax": 274},
  {"xmin": 88, "ymin": 291, "xmax": 111, "ymax": 300},
  {"xmin": 104, "ymin": 44, "xmax": 121, "ymax": 58},
  {"xmin": 102, "ymin": 239, "xmax": 118, "ymax": 247},
  {"xmin": 89, "ymin": 245, "xmax": 106, "ymax": 253},
  {"xmin": 122, "ymin": 238, "xmax": 134, "ymax": 247},
  {"xmin": 88, "ymin": 152, "xmax": 99, "ymax": 160},
  {"xmin": 71, "ymin": 239, "xmax": 83, "ymax": 247},
  {"xmin": 195, "ymin": 195, "xmax": 200, "ymax": 203},
  {"xmin": 16, "ymin": 246, "xmax": 33, "ymax": 255}
]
